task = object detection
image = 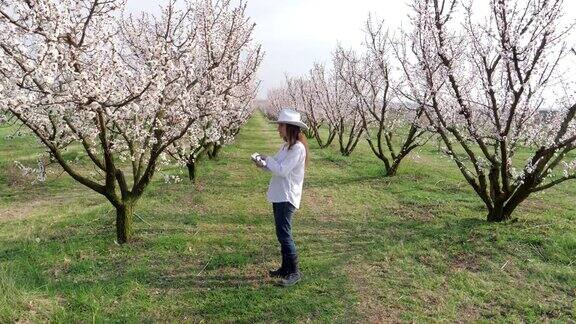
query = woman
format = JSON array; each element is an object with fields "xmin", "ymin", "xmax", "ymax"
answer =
[{"xmin": 254, "ymin": 108, "xmax": 309, "ymax": 287}]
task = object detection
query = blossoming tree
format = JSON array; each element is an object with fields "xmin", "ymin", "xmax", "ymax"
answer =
[
  {"xmin": 336, "ymin": 18, "xmax": 430, "ymax": 176},
  {"xmin": 277, "ymin": 62, "xmax": 363, "ymax": 155},
  {"xmin": 403, "ymin": 0, "xmax": 576, "ymax": 221},
  {"xmin": 0, "ymin": 0, "xmax": 259, "ymax": 242},
  {"xmin": 166, "ymin": 0, "xmax": 262, "ymax": 181}
]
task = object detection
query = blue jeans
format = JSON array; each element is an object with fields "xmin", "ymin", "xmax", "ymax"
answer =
[{"xmin": 273, "ymin": 202, "xmax": 297, "ymax": 257}]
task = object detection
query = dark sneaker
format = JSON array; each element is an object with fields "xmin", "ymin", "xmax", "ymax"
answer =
[
  {"xmin": 280, "ymin": 272, "xmax": 301, "ymax": 287},
  {"xmin": 268, "ymin": 267, "xmax": 287, "ymax": 278}
]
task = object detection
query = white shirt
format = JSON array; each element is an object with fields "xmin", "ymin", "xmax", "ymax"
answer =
[{"xmin": 264, "ymin": 141, "xmax": 306, "ymax": 209}]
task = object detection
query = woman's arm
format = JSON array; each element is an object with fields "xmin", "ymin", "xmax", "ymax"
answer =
[
  {"xmin": 264, "ymin": 145, "xmax": 304, "ymax": 177},
  {"xmin": 257, "ymin": 145, "xmax": 284, "ymax": 172}
]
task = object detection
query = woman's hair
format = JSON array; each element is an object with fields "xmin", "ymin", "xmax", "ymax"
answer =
[{"xmin": 283, "ymin": 123, "xmax": 309, "ymax": 167}]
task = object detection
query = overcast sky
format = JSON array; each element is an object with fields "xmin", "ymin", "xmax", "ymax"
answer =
[{"xmin": 126, "ymin": 0, "xmax": 576, "ymax": 99}]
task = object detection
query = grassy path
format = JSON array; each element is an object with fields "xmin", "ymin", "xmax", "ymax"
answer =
[{"xmin": 0, "ymin": 113, "xmax": 575, "ymax": 322}]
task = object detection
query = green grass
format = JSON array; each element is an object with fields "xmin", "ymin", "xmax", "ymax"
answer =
[{"xmin": 0, "ymin": 113, "xmax": 575, "ymax": 322}]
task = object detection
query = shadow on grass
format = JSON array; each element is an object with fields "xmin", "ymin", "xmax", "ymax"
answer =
[
  {"xmin": 0, "ymin": 206, "xmax": 351, "ymax": 321},
  {"xmin": 147, "ymin": 273, "xmax": 264, "ymax": 289}
]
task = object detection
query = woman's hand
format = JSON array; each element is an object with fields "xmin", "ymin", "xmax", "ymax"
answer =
[{"xmin": 253, "ymin": 154, "xmax": 267, "ymax": 168}]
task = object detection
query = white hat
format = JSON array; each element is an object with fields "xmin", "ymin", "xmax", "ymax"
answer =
[{"xmin": 272, "ymin": 108, "xmax": 309, "ymax": 130}]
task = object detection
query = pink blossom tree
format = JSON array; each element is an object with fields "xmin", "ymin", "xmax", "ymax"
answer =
[
  {"xmin": 285, "ymin": 75, "xmax": 333, "ymax": 144},
  {"xmin": 319, "ymin": 54, "xmax": 365, "ymax": 156},
  {"xmin": 282, "ymin": 61, "xmax": 363, "ymax": 155},
  {"xmin": 336, "ymin": 18, "xmax": 430, "ymax": 176},
  {"xmin": 403, "ymin": 0, "xmax": 576, "ymax": 221},
  {"xmin": 0, "ymin": 0, "xmax": 257, "ymax": 242},
  {"xmin": 263, "ymin": 86, "xmax": 290, "ymax": 119},
  {"xmin": 166, "ymin": 0, "xmax": 262, "ymax": 181},
  {"xmin": 207, "ymin": 84, "xmax": 259, "ymax": 159},
  {"xmin": 305, "ymin": 63, "xmax": 341, "ymax": 148}
]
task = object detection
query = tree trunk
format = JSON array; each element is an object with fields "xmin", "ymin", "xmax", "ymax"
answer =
[
  {"xmin": 486, "ymin": 190, "xmax": 528, "ymax": 222},
  {"xmin": 340, "ymin": 127, "xmax": 363, "ymax": 156},
  {"xmin": 487, "ymin": 207, "xmax": 511, "ymax": 222},
  {"xmin": 313, "ymin": 128, "xmax": 324, "ymax": 148},
  {"xmin": 486, "ymin": 199, "xmax": 513, "ymax": 222},
  {"xmin": 210, "ymin": 145, "xmax": 221, "ymax": 159},
  {"xmin": 385, "ymin": 153, "xmax": 409, "ymax": 177},
  {"xmin": 303, "ymin": 128, "xmax": 314, "ymax": 139},
  {"xmin": 186, "ymin": 160, "xmax": 196, "ymax": 182},
  {"xmin": 385, "ymin": 162, "xmax": 399, "ymax": 177},
  {"xmin": 319, "ymin": 130, "xmax": 336, "ymax": 149},
  {"xmin": 116, "ymin": 202, "xmax": 134, "ymax": 244}
]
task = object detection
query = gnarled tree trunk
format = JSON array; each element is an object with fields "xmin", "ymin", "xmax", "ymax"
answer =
[
  {"xmin": 208, "ymin": 144, "xmax": 221, "ymax": 159},
  {"xmin": 115, "ymin": 201, "xmax": 134, "ymax": 244},
  {"xmin": 186, "ymin": 160, "xmax": 197, "ymax": 182}
]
